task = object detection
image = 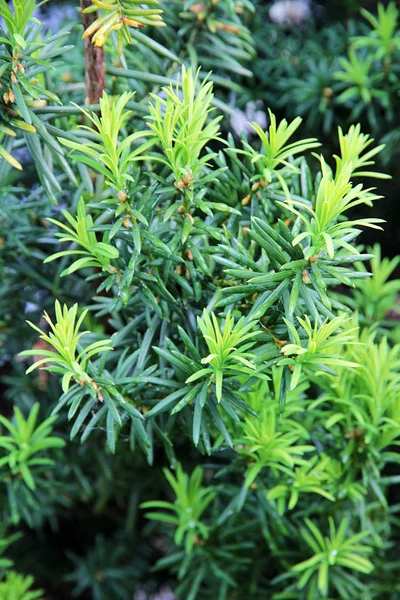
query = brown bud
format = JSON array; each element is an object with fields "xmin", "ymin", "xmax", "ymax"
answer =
[
  {"xmin": 185, "ymin": 213, "xmax": 194, "ymax": 225},
  {"xmin": 122, "ymin": 16, "xmax": 144, "ymax": 27},
  {"xmin": 11, "ymin": 72, "xmax": 17, "ymax": 84},
  {"xmin": 182, "ymin": 169, "xmax": 193, "ymax": 185},
  {"xmin": 302, "ymin": 270, "xmax": 310, "ymax": 284},
  {"xmin": 216, "ymin": 22, "xmax": 240, "ymax": 34},
  {"xmin": 61, "ymin": 71, "xmax": 73, "ymax": 82},
  {"xmin": 177, "ymin": 204, "xmax": 185, "ymax": 213},
  {"xmin": 241, "ymin": 194, "xmax": 251, "ymax": 206},
  {"xmin": 186, "ymin": 249, "xmax": 194, "ymax": 261},
  {"xmin": 190, "ymin": 2, "xmax": 206, "ymax": 11}
]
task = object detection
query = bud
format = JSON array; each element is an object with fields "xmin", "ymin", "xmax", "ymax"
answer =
[
  {"xmin": 185, "ymin": 213, "xmax": 194, "ymax": 225},
  {"xmin": 189, "ymin": 3, "xmax": 206, "ymax": 12},
  {"xmin": 61, "ymin": 71, "xmax": 73, "ymax": 83},
  {"xmin": 122, "ymin": 17, "xmax": 144, "ymax": 28}
]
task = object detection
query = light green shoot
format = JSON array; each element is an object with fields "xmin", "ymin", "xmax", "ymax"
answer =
[
  {"xmin": 267, "ymin": 456, "xmax": 336, "ymax": 514},
  {"xmin": 0, "ymin": 0, "xmax": 37, "ymax": 42},
  {"xmin": 238, "ymin": 110, "xmax": 320, "ymax": 196},
  {"xmin": 353, "ymin": 244, "xmax": 400, "ymax": 320},
  {"xmin": 281, "ymin": 125, "xmax": 386, "ymax": 258},
  {"xmin": 293, "ymin": 517, "xmax": 374, "ymax": 596},
  {"xmin": 353, "ymin": 2, "xmax": 400, "ymax": 60},
  {"xmin": 0, "ymin": 403, "xmax": 65, "ymax": 491},
  {"xmin": 186, "ymin": 310, "xmax": 264, "ymax": 402},
  {"xmin": 144, "ymin": 65, "xmax": 222, "ymax": 189},
  {"xmin": 141, "ymin": 463, "xmax": 216, "ymax": 554},
  {"xmin": 0, "ymin": 571, "xmax": 44, "ymax": 599},
  {"xmin": 335, "ymin": 124, "xmax": 390, "ymax": 179},
  {"xmin": 279, "ymin": 314, "xmax": 360, "ymax": 390},
  {"xmin": 82, "ymin": 0, "xmax": 165, "ymax": 51},
  {"xmin": 239, "ymin": 403, "xmax": 314, "ymax": 487},
  {"xmin": 59, "ymin": 92, "xmax": 153, "ymax": 196},
  {"xmin": 20, "ymin": 301, "xmax": 113, "ymax": 394},
  {"xmin": 44, "ymin": 198, "xmax": 119, "ymax": 276}
]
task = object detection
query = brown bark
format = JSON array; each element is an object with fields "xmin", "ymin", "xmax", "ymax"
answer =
[{"xmin": 80, "ymin": 0, "xmax": 105, "ymax": 105}]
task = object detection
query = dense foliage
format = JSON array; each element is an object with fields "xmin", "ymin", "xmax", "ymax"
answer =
[{"xmin": 0, "ymin": 1, "xmax": 399, "ymax": 599}]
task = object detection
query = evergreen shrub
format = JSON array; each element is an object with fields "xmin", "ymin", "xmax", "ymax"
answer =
[{"xmin": 0, "ymin": 1, "xmax": 399, "ymax": 599}]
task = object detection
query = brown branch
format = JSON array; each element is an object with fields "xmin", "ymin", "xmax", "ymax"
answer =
[{"xmin": 80, "ymin": 0, "xmax": 105, "ymax": 105}]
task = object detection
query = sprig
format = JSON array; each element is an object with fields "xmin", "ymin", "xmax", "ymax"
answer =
[
  {"xmin": 20, "ymin": 301, "xmax": 113, "ymax": 394},
  {"xmin": 292, "ymin": 518, "xmax": 374, "ymax": 597},
  {"xmin": 352, "ymin": 2, "xmax": 400, "ymax": 61},
  {"xmin": 282, "ymin": 126, "xmax": 387, "ymax": 258},
  {"xmin": 334, "ymin": 124, "xmax": 390, "ymax": 179},
  {"xmin": 352, "ymin": 244, "xmax": 400, "ymax": 321},
  {"xmin": 239, "ymin": 402, "xmax": 314, "ymax": 487},
  {"xmin": 279, "ymin": 314, "xmax": 360, "ymax": 390},
  {"xmin": 0, "ymin": 403, "xmax": 65, "ymax": 491},
  {"xmin": 144, "ymin": 66, "xmax": 222, "ymax": 192},
  {"xmin": 58, "ymin": 92, "xmax": 153, "ymax": 197},
  {"xmin": 141, "ymin": 464, "xmax": 216, "ymax": 554},
  {"xmin": 267, "ymin": 456, "xmax": 336, "ymax": 514},
  {"xmin": 44, "ymin": 198, "xmax": 119, "ymax": 276},
  {"xmin": 82, "ymin": 0, "xmax": 165, "ymax": 49},
  {"xmin": 0, "ymin": 571, "xmax": 44, "ymax": 600},
  {"xmin": 186, "ymin": 310, "xmax": 267, "ymax": 402},
  {"xmin": 237, "ymin": 110, "xmax": 320, "ymax": 195}
]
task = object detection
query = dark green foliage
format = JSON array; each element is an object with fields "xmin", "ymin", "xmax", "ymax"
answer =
[
  {"xmin": 0, "ymin": 1, "xmax": 400, "ymax": 599},
  {"xmin": 253, "ymin": 1, "xmax": 400, "ymax": 164}
]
